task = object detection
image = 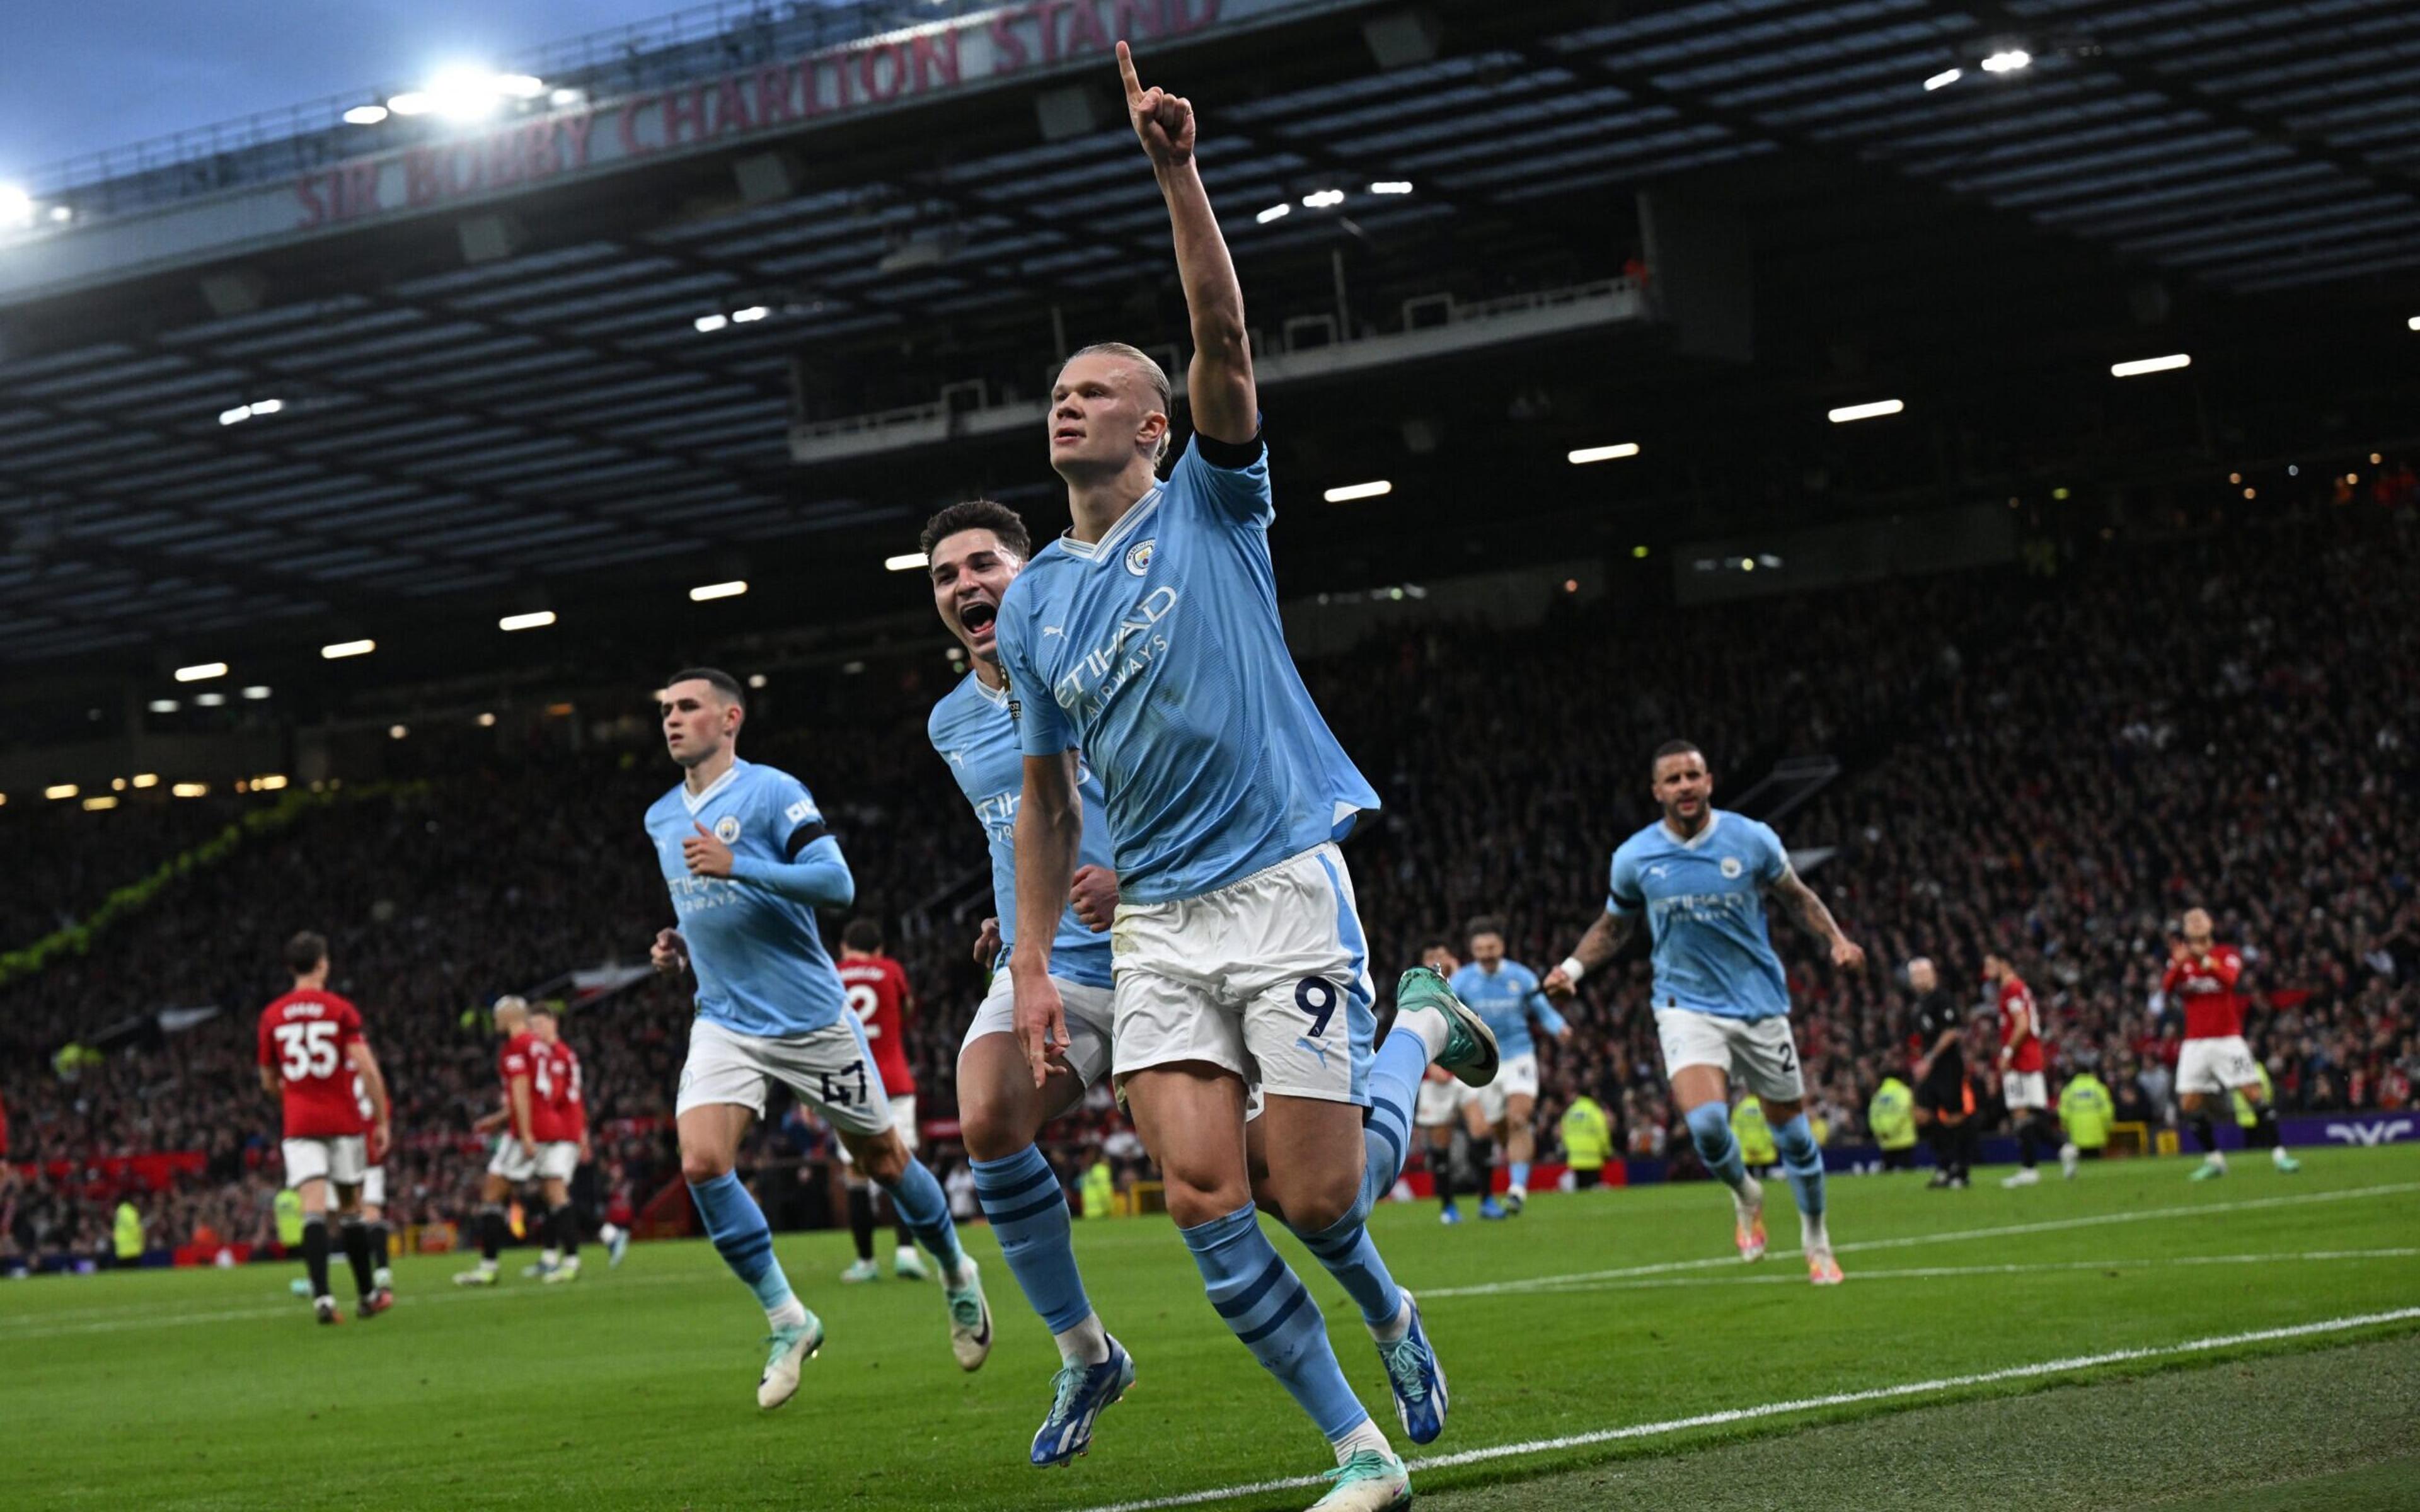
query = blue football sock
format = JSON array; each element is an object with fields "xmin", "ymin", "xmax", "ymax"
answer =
[
  {"xmin": 1509, "ymin": 1160, "xmax": 1531, "ymax": 1191},
  {"xmin": 689, "ymin": 1171, "xmax": 797, "ymax": 1317},
  {"xmin": 1361, "ymin": 1028, "xmax": 1426, "ymax": 1194},
  {"xmin": 880, "ymin": 1157, "xmax": 965, "ymax": 1274},
  {"xmin": 1773, "ymin": 1113, "xmax": 1826, "ymax": 1218},
  {"xmin": 1293, "ymin": 1204, "xmax": 1406, "ymax": 1332},
  {"xmin": 1683, "ymin": 1101, "xmax": 1749, "ymax": 1190},
  {"xmin": 1184, "ymin": 1201, "xmax": 1371, "ymax": 1443},
  {"xmin": 972, "ymin": 1145, "xmax": 1091, "ymax": 1333}
]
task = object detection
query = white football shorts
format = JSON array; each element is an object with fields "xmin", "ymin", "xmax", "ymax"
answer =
[
  {"xmin": 360, "ymin": 1165, "xmax": 386, "ymax": 1210},
  {"xmin": 487, "ymin": 1138, "xmax": 579, "ymax": 1184},
  {"xmin": 1462, "ymin": 1051, "xmax": 1543, "ymax": 1125},
  {"xmin": 2176, "ymin": 1036, "xmax": 2260, "ymax": 1096},
  {"xmin": 676, "ymin": 1014, "xmax": 894, "ymax": 1136},
  {"xmin": 2003, "ymin": 1070, "xmax": 2049, "ymax": 1111},
  {"xmin": 1109, "ymin": 844, "xmax": 1376, "ymax": 1106},
  {"xmin": 281, "ymin": 1136, "xmax": 366, "ymax": 1190},
  {"xmin": 835, "ymin": 1095, "xmax": 921, "ymax": 1165},
  {"xmin": 1415, "ymin": 1077, "xmax": 1465, "ymax": 1130},
  {"xmin": 962, "ymin": 968, "xmax": 1116, "ymax": 1091},
  {"xmin": 1653, "ymin": 1007, "xmax": 1806, "ymax": 1102}
]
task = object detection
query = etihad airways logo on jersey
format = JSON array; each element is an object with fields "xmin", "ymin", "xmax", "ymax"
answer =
[
  {"xmin": 1055, "ymin": 586, "xmax": 1178, "ymax": 719},
  {"xmin": 1648, "ymin": 890, "xmax": 1758, "ymax": 925}
]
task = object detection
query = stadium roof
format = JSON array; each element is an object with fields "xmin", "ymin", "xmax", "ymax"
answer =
[{"xmin": 3, "ymin": 0, "xmax": 2417, "ymax": 714}]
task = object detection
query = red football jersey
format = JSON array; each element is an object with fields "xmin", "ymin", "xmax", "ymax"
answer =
[
  {"xmin": 498, "ymin": 1030, "xmax": 546, "ymax": 1138},
  {"xmin": 1997, "ymin": 976, "xmax": 2045, "ymax": 1075},
  {"xmin": 257, "ymin": 990, "xmax": 367, "ymax": 1140},
  {"xmin": 2164, "ymin": 945, "xmax": 2246, "ymax": 1041},
  {"xmin": 533, "ymin": 1040, "xmax": 584, "ymax": 1143},
  {"xmin": 837, "ymin": 955, "xmax": 915, "ymax": 1097}
]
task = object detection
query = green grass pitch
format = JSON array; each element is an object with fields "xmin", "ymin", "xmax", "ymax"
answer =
[{"xmin": 7, "ymin": 1147, "xmax": 2416, "ymax": 1511}]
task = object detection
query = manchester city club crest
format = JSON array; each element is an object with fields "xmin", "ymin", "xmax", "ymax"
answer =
[
  {"xmin": 714, "ymin": 815, "xmax": 742, "ymax": 844},
  {"xmin": 1126, "ymin": 537, "xmax": 1156, "ymax": 576},
  {"xmin": 1720, "ymin": 855, "xmax": 1743, "ymax": 878}
]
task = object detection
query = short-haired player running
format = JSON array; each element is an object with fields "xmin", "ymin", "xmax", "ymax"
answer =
[
  {"xmin": 1543, "ymin": 741, "xmax": 1866, "ymax": 1285},
  {"xmin": 647, "ymin": 667, "xmax": 989, "ymax": 1409},
  {"xmin": 1448, "ymin": 916, "xmax": 1570, "ymax": 1215},
  {"xmin": 256, "ymin": 931, "xmax": 394, "ymax": 1323},
  {"xmin": 2165, "ymin": 908, "xmax": 2300, "ymax": 1180},
  {"xmin": 994, "ymin": 45, "xmax": 1497, "ymax": 1511},
  {"xmin": 925, "ymin": 497, "xmax": 1143, "ymax": 1466},
  {"xmin": 833, "ymin": 919, "xmax": 928, "ymax": 1285}
]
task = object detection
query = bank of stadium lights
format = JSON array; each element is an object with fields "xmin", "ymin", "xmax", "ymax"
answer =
[
  {"xmin": 885, "ymin": 551, "xmax": 929, "ymax": 572},
  {"xmin": 1924, "ymin": 67, "xmax": 1962, "ymax": 91},
  {"xmin": 45, "ymin": 783, "xmax": 78, "ymax": 801},
  {"xmin": 1828, "ymin": 398, "xmax": 1904, "ymax": 424},
  {"xmin": 694, "ymin": 306, "xmax": 772, "ymax": 335},
  {"xmin": 2409, "ymin": 316, "xmax": 2420, "ymax": 331},
  {"xmin": 243, "ymin": 685, "xmax": 271, "ymax": 700},
  {"xmin": 498, "ymin": 610, "xmax": 556, "ymax": 631},
  {"xmin": 173, "ymin": 782, "xmax": 209, "ymax": 798},
  {"xmin": 218, "ymin": 398, "xmax": 285, "ymax": 427},
  {"xmin": 2111, "ymin": 353, "xmax": 2191, "ymax": 377},
  {"xmin": 384, "ymin": 68, "xmax": 546, "ymax": 122},
  {"xmin": 1255, "ymin": 203, "xmax": 1291, "ymax": 225},
  {"xmin": 1980, "ymin": 49, "xmax": 2032, "ymax": 74},
  {"xmin": 1260, "ymin": 182, "xmax": 1414, "ymax": 224},
  {"xmin": 149, "ymin": 698, "xmax": 179, "ymax": 714},
  {"xmin": 84, "ymin": 796, "xmax": 118, "ymax": 812},
  {"xmin": 343, "ymin": 105, "xmax": 390, "ymax": 126},
  {"xmin": 690, "ymin": 580, "xmax": 747, "ymax": 602},
  {"xmin": 1569, "ymin": 442, "xmax": 1640, "ymax": 465},
  {"xmin": 174, "ymin": 661, "xmax": 228, "ymax": 682},
  {"xmin": 1324, "ymin": 480, "xmax": 1393, "ymax": 502},
  {"xmin": 194, "ymin": 692, "xmax": 226, "ymax": 707},
  {"xmin": 321, "ymin": 638, "xmax": 376, "ymax": 660},
  {"xmin": 1303, "ymin": 189, "xmax": 1345, "ymax": 209},
  {"xmin": 1370, "ymin": 181, "xmax": 1413, "ymax": 195}
]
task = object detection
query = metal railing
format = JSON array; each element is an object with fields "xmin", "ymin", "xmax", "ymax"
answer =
[{"xmin": 20, "ymin": 1, "xmax": 1000, "ymax": 212}]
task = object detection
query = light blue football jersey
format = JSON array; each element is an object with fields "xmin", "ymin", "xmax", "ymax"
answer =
[
  {"xmin": 928, "ymin": 671, "xmax": 1116, "ymax": 988},
  {"xmin": 1607, "ymin": 809, "xmax": 1793, "ymax": 1021},
  {"xmin": 1447, "ymin": 959, "xmax": 1565, "ymax": 1060},
  {"xmin": 993, "ymin": 433, "xmax": 1379, "ymax": 904},
  {"xmin": 645, "ymin": 758, "xmax": 850, "ymax": 1038}
]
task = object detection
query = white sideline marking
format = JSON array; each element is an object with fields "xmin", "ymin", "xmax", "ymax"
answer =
[
  {"xmin": 1475, "ymin": 1248, "xmax": 2418, "ymax": 1298},
  {"xmin": 1420, "ymin": 1180, "xmax": 2420, "ymax": 1300},
  {"xmin": 0, "ymin": 1269, "xmax": 706, "ymax": 1339},
  {"xmin": 1071, "ymin": 1307, "xmax": 2420, "ymax": 1512}
]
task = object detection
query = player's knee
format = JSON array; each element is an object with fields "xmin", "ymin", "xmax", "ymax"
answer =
[
  {"xmin": 1772, "ymin": 1114, "xmax": 1818, "ymax": 1162},
  {"xmin": 1681, "ymin": 1101, "xmax": 1732, "ymax": 1153},
  {"xmin": 957, "ymin": 1097, "xmax": 1027, "ymax": 1163},
  {"xmin": 680, "ymin": 1147, "xmax": 732, "ymax": 1186},
  {"xmin": 852, "ymin": 1135, "xmax": 909, "ymax": 1185}
]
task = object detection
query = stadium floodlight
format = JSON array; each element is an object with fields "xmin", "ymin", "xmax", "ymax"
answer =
[
  {"xmin": 175, "ymin": 661, "xmax": 228, "ymax": 682},
  {"xmin": 243, "ymin": 685, "xmax": 271, "ymax": 700},
  {"xmin": 253, "ymin": 774, "xmax": 290, "ymax": 790},
  {"xmin": 173, "ymin": 782, "xmax": 209, "ymax": 798},
  {"xmin": 132, "ymin": 773, "xmax": 159, "ymax": 789},
  {"xmin": 477, "ymin": 711, "xmax": 497, "ymax": 727},
  {"xmin": 1256, "ymin": 203, "xmax": 1291, "ymax": 224},
  {"xmin": 496, "ymin": 74, "xmax": 545, "ymax": 99},
  {"xmin": 1924, "ymin": 67, "xmax": 1962, "ymax": 91},
  {"xmin": 386, "ymin": 91, "xmax": 434, "ymax": 116},
  {"xmin": 1303, "ymin": 189, "xmax": 1346, "ymax": 209},
  {"xmin": 343, "ymin": 104, "xmax": 389, "ymax": 125},
  {"xmin": 219, "ymin": 404, "xmax": 253, "ymax": 426},
  {"xmin": 549, "ymin": 86, "xmax": 585, "ymax": 108},
  {"xmin": 1981, "ymin": 49, "xmax": 2031, "ymax": 73},
  {"xmin": 730, "ymin": 306, "xmax": 771, "ymax": 323},
  {"xmin": 694, "ymin": 313, "xmax": 730, "ymax": 333},
  {"xmin": 321, "ymin": 638, "xmax": 376, "ymax": 659},
  {"xmin": 1828, "ymin": 398, "xmax": 1904, "ymax": 423},
  {"xmin": 498, "ymin": 610, "xmax": 556, "ymax": 631},
  {"xmin": 389, "ymin": 724, "xmax": 408, "ymax": 740},
  {"xmin": 2111, "ymin": 353, "xmax": 2190, "ymax": 377},
  {"xmin": 1569, "ymin": 442, "xmax": 1641, "ymax": 464},
  {"xmin": 690, "ymin": 580, "xmax": 747, "ymax": 602},
  {"xmin": 2407, "ymin": 316, "xmax": 2418, "ymax": 331},
  {"xmin": 148, "ymin": 698, "xmax": 179, "ymax": 714},
  {"xmin": 45, "ymin": 784, "xmax": 78, "ymax": 800},
  {"xmin": 0, "ymin": 184, "xmax": 33, "ymax": 229},
  {"xmin": 885, "ymin": 551, "xmax": 929, "ymax": 571},
  {"xmin": 193, "ymin": 692, "xmax": 226, "ymax": 707},
  {"xmin": 251, "ymin": 398, "xmax": 284, "ymax": 415},
  {"xmin": 1323, "ymin": 480, "xmax": 1393, "ymax": 502},
  {"xmin": 47, "ymin": 205, "xmax": 71, "ymax": 224},
  {"xmin": 84, "ymin": 795, "xmax": 118, "ymax": 811},
  {"xmin": 1369, "ymin": 181, "xmax": 1414, "ymax": 195},
  {"xmin": 747, "ymin": 673, "xmax": 768, "ymax": 689}
]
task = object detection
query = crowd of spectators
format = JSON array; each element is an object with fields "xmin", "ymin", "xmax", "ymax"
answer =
[{"xmin": 4, "ymin": 481, "xmax": 2415, "ymax": 1268}]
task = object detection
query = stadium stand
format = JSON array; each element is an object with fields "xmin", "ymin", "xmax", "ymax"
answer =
[{"xmin": 5, "ymin": 478, "xmax": 2414, "ymax": 1270}]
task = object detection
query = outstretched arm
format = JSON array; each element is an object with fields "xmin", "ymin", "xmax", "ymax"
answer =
[
  {"xmin": 1118, "ymin": 41, "xmax": 1254, "ymax": 444},
  {"xmin": 1770, "ymin": 868, "xmax": 1865, "ymax": 971},
  {"xmin": 1541, "ymin": 910, "xmax": 1638, "ymax": 999}
]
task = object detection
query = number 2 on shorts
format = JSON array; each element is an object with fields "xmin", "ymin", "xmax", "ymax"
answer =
[{"xmin": 1294, "ymin": 978, "xmax": 1338, "ymax": 1038}]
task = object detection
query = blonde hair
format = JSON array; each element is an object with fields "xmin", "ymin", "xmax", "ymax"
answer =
[{"xmin": 1063, "ymin": 341, "xmax": 1173, "ymax": 464}]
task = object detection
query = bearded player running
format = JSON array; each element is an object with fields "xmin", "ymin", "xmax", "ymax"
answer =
[{"xmin": 1543, "ymin": 741, "xmax": 1866, "ymax": 1284}]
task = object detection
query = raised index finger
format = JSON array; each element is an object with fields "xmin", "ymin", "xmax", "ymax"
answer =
[{"xmin": 1116, "ymin": 40, "xmax": 1143, "ymax": 102}]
